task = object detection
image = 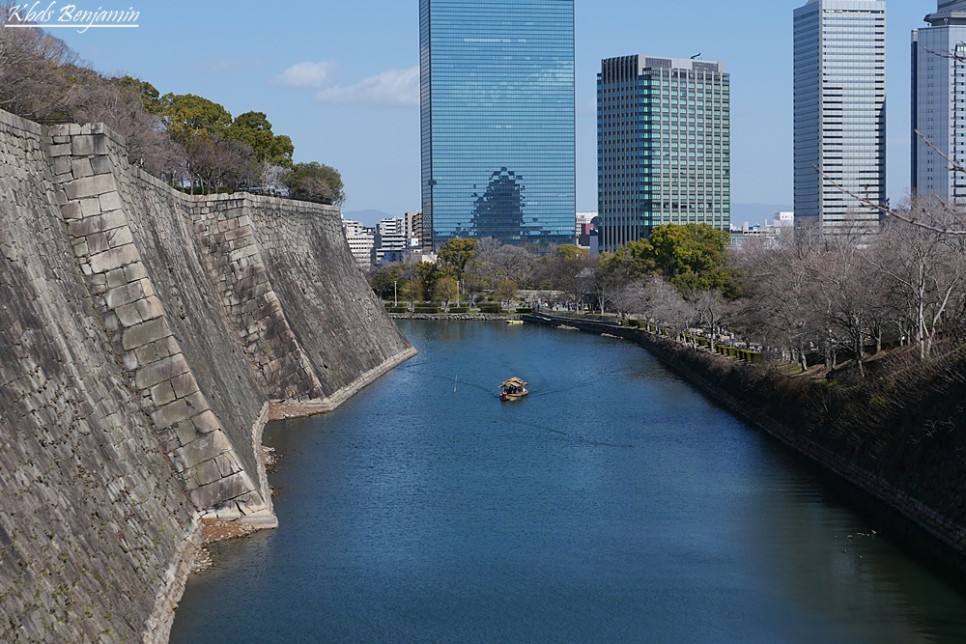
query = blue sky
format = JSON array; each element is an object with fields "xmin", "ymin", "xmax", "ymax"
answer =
[{"xmin": 52, "ymin": 1, "xmax": 931, "ymax": 222}]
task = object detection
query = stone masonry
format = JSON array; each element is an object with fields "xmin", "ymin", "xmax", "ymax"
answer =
[
  {"xmin": 0, "ymin": 107, "xmax": 415, "ymax": 643},
  {"xmin": 49, "ymin": 122, "xmax": 265, "ymax": 518}
]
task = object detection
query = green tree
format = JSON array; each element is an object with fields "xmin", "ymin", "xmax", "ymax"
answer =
[
  {"xmin": 400, "ymin": 279, "xmax": 422, "ymax": 306},
  {"xmin": 227, "ymin": 111, "xmax": 294, "ymax": 167},
  {"xmin": 437, "ymin": 238, "xmax": 478, "ymax": 282},
  {"xmin": 604, "ymin": 225, "xmax": 733, "ymax": 296},
  {"xmin": 554, "ymin": 244, "xmax": 589, "ymax": 261},
  {"xmin": 647, "ymin": 223, "xmax": 732, "ymax": 294},
  {"xmin": 434, "ymin": 276, "xmax": 459, "ymax": 306},
  {"xmin": 368, "ymin": 263, "xmax": 404, "ymax": 301},
  {"xmin": 159, "ymin": 93, "xmax": 233, "ymax": 146},
  {"xmin": 158, "ymin": 93, "xmax": 258, "ymax": 192},
  {"xmin": 412, "ymin": 261, "xmax": 448, "ymax": 301},
  {"xmin": 494, "ymin": 278, "xmax": 518, "ymax": 308},
  {"xmin": 609, "ymin": 238, "xmax": 657, "ymax": 279},
  {"xmin": 282, "ymin": 161, "xmax": 345, "ymax": 205},
  {"xmin": 115, "ymin": 76, "xmax": 162, "ymax": 115}
]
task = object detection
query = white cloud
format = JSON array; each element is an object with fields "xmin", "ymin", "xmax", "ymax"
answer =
[
  {"xmin": 315, "ymin": 66, "xmax": 419, "ymax": 107},
  {"xmin": 275, "ymin": 61, "xmax": 336, "ymax": 88}
]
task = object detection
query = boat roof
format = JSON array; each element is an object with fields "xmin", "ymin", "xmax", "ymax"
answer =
[{"xmin": 502, "ymin": 377, "xmax": 527, "ymax": 387}]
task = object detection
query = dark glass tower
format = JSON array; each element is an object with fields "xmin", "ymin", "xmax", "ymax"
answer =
[{"xmin": 419, "ymin": 0, "xmax": 576, "ymax": 250}]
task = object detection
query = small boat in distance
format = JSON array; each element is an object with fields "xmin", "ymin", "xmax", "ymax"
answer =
[{"xmin": 500, "ymin": 377, "xmax": 528, "ymax": 401}]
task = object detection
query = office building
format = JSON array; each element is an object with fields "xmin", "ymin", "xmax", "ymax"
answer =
[
  {"xmin": 341, "ymin": 219, "xmax": 375, "ymax": 268},
  {"xmin": 597, "ymin": 55, "xmax": 731, "ymax": 252},
  {"xmin": 419, "ymin": 0, "xmax": 576, "ymax": 249},
  {"xmin": 374, "ymin": 218, "xmax": 412, "ymax": 265},
  {"xmin": 403, "ymin": 211, "xmax": 424, "ymax": 248},
  {"xmin": 794, "ymin": 0, "xmax": 887, "ymax": 236},
  {"xmin": 913, "ymin": 1, "xmax": 966, "ymax": 205}
]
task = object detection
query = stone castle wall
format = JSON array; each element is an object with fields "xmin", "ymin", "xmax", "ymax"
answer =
[{"xmin": 0, "ymin": 109, "xmax": 414, "ymax": 642}]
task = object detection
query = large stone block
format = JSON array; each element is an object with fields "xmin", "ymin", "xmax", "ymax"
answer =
[
  {"xmin": 190, "ymin": 458, "xmax": 225, "ymax": 487},
  {"xmin": 179, "ymin": 431, "xmax": 230, "ymax": 467},
  {"xmin": 64, "ymin": 173, "xmax": 115, "ymax": 200},
  {"xmin": 134, "ymin": 354, "xmax": 190, "ymax": 390},
  {"xmin": 135, "ymin": 336, "xmax": 178, "ymax": 367},
  {"xmin": 48, "ymin": 143, "xmax": 71, "ymax": 157},
  {"xmin": 114, "ymin": 301, "xmax": 144, "ymax": 327},
  {"xmin": 71, "ymin": 158, "xmax": 93, "ymax": 179},
  {"xmin": 70, "ymin": 134, "xmax": 97, "ymax": 156},
  {"xmin": 171, "ymin": 418, "xmax": 200, "ymax": 448},
  {"xmin": 214, "ymin": 452, "xmax": 241, "ymax": 478},
  {"xmin": 188, "ymin": 472, "xmax": 255, "ymax": 509},
  {"xmin": 229, "ymin": 244, "xmax": 259, "ymax": 262},
  {"xmin": 152, "ymin": 395, "xmax": 204, "ymax": 429},
  {"xmin": 53, "ymin": 156, "xmax": 72, "ymax": 177},
  {"xmin": 223, "ymin": 226, "xmax": 252, "ymax": 243},
  {"xmin": 190, "ymin": 410, "xmax": 221, "ymax": 435},
  {"xmin": 121, "ymin": 317, "xmax": 171, "ymax": 351},
  {"xmin": 60, "ymin": 201, "xmax": 83, "ymax": 221},
  {"xmin": 135, "ymin": 295, "xmax": 164, "ymax": 322},
  {"xmin": 86, "ymin": 232, "xmax": 110, "ymax": 255},
  {"xmin": 80, "ymin": 197, "xmax": 103, "ymax": 217},
  {"xmin": 169, "ymin": 372, "xmax": 199, "ymax": 399},
  {"xmin": 91, "ymin": 155, "xmax": 113, "ymax": 175},
  {"xmin": 67, "ymin": 210, "xmax": 126, "ymax": 238},
  {"xmin": 104, "ymin": 281, "xmax": 145, "ymax": 309},
  {"xmin": 89, "ymin": 243, "xmax": 139, "ymax": 274},
  {"xmin": 149, "ymin": 381, "xmax": 177, "ymax": 408},
  {"xmin": 106, "ymin": 224, "xmax": 134, "ymax": 249},
  {"xmin": 124, "ymin": 263, "xmax": 148, "ymax": 283},
  {"xmin": 99, "ymin": 191, "xmax": 123, "ymax": 212}
]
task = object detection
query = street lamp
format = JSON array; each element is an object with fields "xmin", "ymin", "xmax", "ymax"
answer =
[
  {"xmin": 457, "ymin": 279, "xmax": 461, "ymax": 308},
  {"xmin": 393, "ymin": 280, "xmax": 398, "ymax": 307}
]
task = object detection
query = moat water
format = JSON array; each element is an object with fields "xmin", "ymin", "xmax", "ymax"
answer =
[{"xmin": 171, "ymin": 321, "xmax": 966, "ymax": 643}]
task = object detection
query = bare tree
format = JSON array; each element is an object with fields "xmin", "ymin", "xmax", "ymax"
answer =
[
  {"xmin": 0, "ymin": 6, "xmax": 77, "ymax": 122},
  {"xmin": 617, "ymin": 278, "xmax": 694, "ymax": 342},
  {"xmin": 66, "ymin": 76, "xmax": 184, "ymax": 177},
  {"xmin": 689, "ymin": 289, "xmax": 731, "ymax": 353},
  {"xmin": 869, "ymin": 197, "xmax": 966, "ymax": 360},
  {"xmin": 468, "ymin": 239, "xmax": 534, "ymax": 290},
  {"xmin": 733, "ymin": 234, "xmax": 826, "ymax": 371},
  {"xmin": 817, "ymin": 233, "xmax": 883, "ymax": 377},
  {"xmin": 186, "ymin": 137, "xmax": 259, "ymax": 194}
]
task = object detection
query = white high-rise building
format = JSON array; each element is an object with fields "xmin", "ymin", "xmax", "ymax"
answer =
[
  {"xmin": 341, "ymin": 219, "xmax": 375, "ymax": 268},
  {"xmin": 913, "ymin": 1, "xmax": 966, "ymax": 206},
  {"xmin": 375, "ymin": 218, "xmax": 409, "ymax": 265},
  {"xmin": 794, "ymin": 0, "xmax": 886, "ymax": 236}
]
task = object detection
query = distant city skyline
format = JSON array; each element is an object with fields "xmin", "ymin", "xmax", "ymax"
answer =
[{"xmin": 49, "ymin": 2, "xmax": 939, "ymax": 218}]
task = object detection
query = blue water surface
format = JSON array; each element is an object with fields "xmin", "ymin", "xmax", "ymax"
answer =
[{"xmin": 171, "ymin": 321, "xmax": 966, "ymax": 643}]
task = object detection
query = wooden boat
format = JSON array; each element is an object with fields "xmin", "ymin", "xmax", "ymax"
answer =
[{"xmin": 500, "ymin": 377, "xmax": 528, "ymax": 401}]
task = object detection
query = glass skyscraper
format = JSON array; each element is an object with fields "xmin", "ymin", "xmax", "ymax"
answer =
[
  {"xmin": 912, "ymin": 1, "xmax": 966, "ymax": 206},
  {"xmin": 419, "ymin": 0, "xmax": 576, "ymax": 250},
  {"xmin": 597, "ymin": 55, "xmax": 731, "ymax": 252},
  {"xmin": 793, "ymin": 0, "xmax": 886, "ymax": 236}
]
